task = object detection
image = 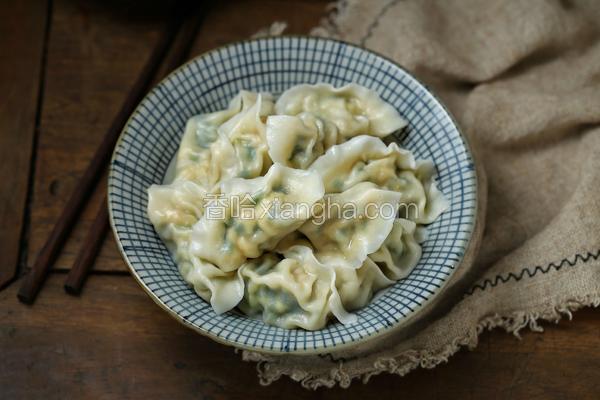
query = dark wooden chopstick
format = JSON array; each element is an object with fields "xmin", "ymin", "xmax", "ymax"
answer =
[
  {"xmin": 64, "ymin": 200, "xmax": 109, "ymax": 295},
  {"xmin": 63, "ymin": 3, "xmax": 206, "ymax": 296},
  {"xmin": 17, "ymin": 2, "xmax": 193, "ymax": 304}
]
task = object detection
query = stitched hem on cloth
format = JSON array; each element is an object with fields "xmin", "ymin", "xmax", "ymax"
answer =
[
  {"xmin": 243, "ymin": 294, "xmax": 600, "ymax": 389},
  {"xmin": 467, "ymin": 250, "xmax": 600, "ymax": 295}
]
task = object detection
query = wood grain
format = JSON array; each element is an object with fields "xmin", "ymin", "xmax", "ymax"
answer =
[
  {"xmin": 18, "ymin": 0, "xmax": 194, "ymax": 303},
  {"xmin": 189, "ymin": 0, "xmax": 331, "ymax": 56},
  {"xmin": 63, "ymin": 1, "xmax": 207, "ymax": 296},
  {"xmin": 25, "ymin": 0, "xmax": 330, "ymax": 273},
  {"xmin": 1, "ymin": 274, "xmax": 599, "ymax": 399},
  {"xmin": 0, "ymin": 0, "xmax": 49, "ymax": 287},
  {"xmin": 25, "ymin": 0, "xmax": 176, "ymax": 273}
]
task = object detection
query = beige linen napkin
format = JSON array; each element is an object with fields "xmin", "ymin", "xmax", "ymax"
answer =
[{"xmin": 243, "ymin": 0, "xmax": 600, "ymax": 388}]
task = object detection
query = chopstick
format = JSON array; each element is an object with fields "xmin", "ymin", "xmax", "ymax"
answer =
[
  {"xmin": 63, "ymin": 3, "xmax": 206, "ymax": 296},
  {"xmin": 17, "ymin": 1, "xmax": 196, "ymax": 304},
  {"xmin": 64, "ymin": 200, "xmax": 109, "ymax": 295}
]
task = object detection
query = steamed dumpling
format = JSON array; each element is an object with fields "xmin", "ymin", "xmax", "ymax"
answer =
[
  {"xmin": 334, "ymin": 257, "xmax": 394, "ymax": 311},
  {"xmin": 174, "ymin": 91, "xmax": 254, "ymax": 187},
  {"xmin": 239, "ymin": 245, "xmax": 356, "ymax": 330},
  {"xmin": 174, "ymin": 91, "xmax": 274, "ymax": 188},
  {"xmin": 309, "ymin": 135, "xmax": 416, "ymax": 193},
  {"xmin": 300, "ymin": 182, "xmax": 401, "ymax": 269},
  {"xmin": 266, "ymin": 113, "xmax": 327, "ymax": 169},
  {"xmin": 174, "ymin": 115, "xmax": 233, "ymax": 188},
  {"xmin": 239, "ymin": 244, "xmax": 397, "ymax": 330},
  {"xmin": 412, "ymin": 160, "xmax": 450, "ymax": 224},
  {"xmin": 147, "ymin": 180, "xmax": 207, "ymax": 234},
  {"xmin": 310, "ymin": 135, "xmax": 449, "ymax": 223},
  {"xmin": 370, "ymin": 218, "xmax": 423, "ymax": 280},
  {"xmin": 189, "ymin": 164, "xmax": 324, "ymax": 271},
  {"xmin": 218, "ymin": 92, "xmax": 274, "ymax": 178},
  {"xmin": 147, "ymin": 181, "xmax": 244, "ymax": 314},
  {"xmin": 179, "ymin": 256, "xmax": 245, "ymax": 314},
  {"xmin": 275, "ymin": 83, "xmax": 406, "ymax": 140}
]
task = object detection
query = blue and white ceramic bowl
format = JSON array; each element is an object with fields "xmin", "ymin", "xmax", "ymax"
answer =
[{"xmin": 108, "ymin": 36, "xmax": 478, "ymax": 354}]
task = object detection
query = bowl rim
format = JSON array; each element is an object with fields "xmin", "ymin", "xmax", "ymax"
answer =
[{"xmin": 107, "ymin": 34, "xmax": 479, "ymax": 355}]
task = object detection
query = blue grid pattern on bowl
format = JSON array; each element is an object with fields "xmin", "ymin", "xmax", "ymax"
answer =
[{"xmin": 108, "ymin": 36, "xmax": 477, "ymax": 354}]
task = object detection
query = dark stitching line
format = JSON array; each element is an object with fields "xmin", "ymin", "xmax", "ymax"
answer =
[
  {"xmin": 466, "ymin": 249, "xmax": 600, "ymax": 296},
  {"xmin": 359, "ymin": 0, "xmax": 403, "ymax": 46},
  {"xmin": 321, "ymin": 249, "xmax": 600, "ymax": 363}
]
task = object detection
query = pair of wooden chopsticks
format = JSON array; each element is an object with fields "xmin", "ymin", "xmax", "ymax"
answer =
[{"xmin": 18, "ymin": 1, "xmax": 206, "ymax": 304}]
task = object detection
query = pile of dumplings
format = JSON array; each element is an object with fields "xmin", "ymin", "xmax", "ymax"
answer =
[{"xmin": 147, "ymin": 84, "xmax": 448, "ymax": 330}]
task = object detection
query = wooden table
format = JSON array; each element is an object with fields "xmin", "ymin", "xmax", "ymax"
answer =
[{"xmin": 1, "ymin": 1, "xmax": 599, "ymax": 398}]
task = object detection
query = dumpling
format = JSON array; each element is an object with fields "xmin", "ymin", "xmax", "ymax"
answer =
[
  {"xmin": 238, "ymin": 245, "xmax": 356, "ymax": 330},
  {"xmin": 333, "ymin": 257, "xmax": 394, "ymax": 311},
  {"xmin": 300, "ymin": 182, "xmax": 401, "ymax": 269},
  {"xmin": 147, "ymin": 180, "xmax": 244, "ymax": 314},
  {"xmin": 370, "ymin": 218, "xmax": 422, "ymax": 280},
  {"xmin": 189, "ymin": 163, "xmax": 325, "ymax": 271},
  {"xmin": 147, "ymin": 180, "xmax": 207, "ymax": 236},
  {"xmin": 239, "ymin": 244, "xmax": 397, "ymax": 329},
  {"xmin": 309, "ymin": 135, "xmax": 416, "ymax": 193},
  {"xmin": 179, "ymin": 256, "xmax": 245, "ymax": 314},
  {"xmin": 385, "ymin": 161, "xmax": 448, "ymax": 224},
  {"xmin": 310, "ymin": 135, "xmax": 448, "ymax": 224},
  {"xmin": 174, "ymin": 91, "xmax": 262, "ymax": 188},
  {"xmin": 164, "ymin": 227, "xmax": 244, "ymax": 315},
  {"xmin": 412, "ymin": 160, "xmax": 450, "ymax": 224},
  {"xmin": 173, "ymin": 116, "xmax": 230, "ymax": 188},
  {"xmin": 174, "ymin": 91, "xmax": 275, "ymax": 189},
  {"xmin": 275, "ymin": 83, "xmax": 406, "ymax": 141},
  {"xmin": 218, "ymin": 92, "xmax": 274, "ymax": 179},
  {"xmin": 266, "ymin": 113, "xmax": 328, "ymax": 169}
]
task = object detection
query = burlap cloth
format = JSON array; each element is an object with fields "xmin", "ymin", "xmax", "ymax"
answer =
[{"xmin": 242, "ymin": 0, "xmax": 600, "ymax": 388}]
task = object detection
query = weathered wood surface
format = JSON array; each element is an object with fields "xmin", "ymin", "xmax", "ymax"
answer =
[
  {"xmin": 26, "ymin": 0, "xmax": 329, "ymax": 273},
  {"xmin": 26, "ymin": 0, "xmax": 174, "ymax": 272},
  {"xmin": 4, "ymin": 0, "xmax": 599, "ymax": 398},
  {"xmin": 1, "ymin": 275, "xmax": 599, "ymax": 399},
  {"xmin": 0, "ymin": 0, "xmax": 48, "ymax": 287}
]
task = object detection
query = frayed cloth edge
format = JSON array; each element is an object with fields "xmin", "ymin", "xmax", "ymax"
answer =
[
  {"xmin": 309, "ymin": 0, "xmax": 350, "ymax": 38},
  {"xmin": 246, "ymin": 293, "xmax": 600, "ymax": 389}
]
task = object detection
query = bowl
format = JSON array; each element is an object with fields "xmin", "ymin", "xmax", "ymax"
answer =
[{"xmin": 108, "ymin": 36, "xmax": 478, "ymax": 354}]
